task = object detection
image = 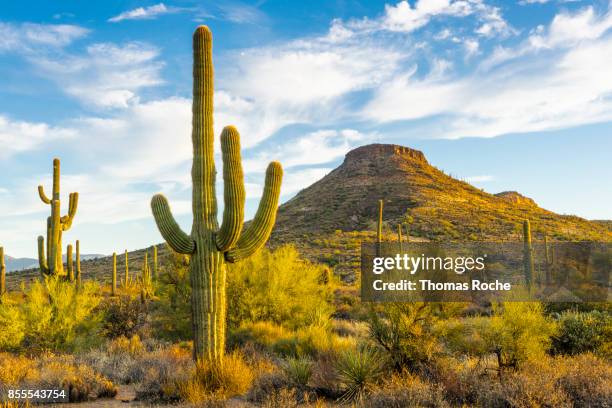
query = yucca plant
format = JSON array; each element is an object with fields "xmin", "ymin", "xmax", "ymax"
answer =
[
  {"xmin": 282, "ymin": 356, "xmax": 313, "ymax": 388},
  {"xmin": 335, "ymin": 346, "xmax": 385, "ymax": 402}
]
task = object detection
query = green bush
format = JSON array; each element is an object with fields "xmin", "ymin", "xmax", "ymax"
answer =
[
  {"xmin": 551, "ymin": 310, "xmax": 611, "ymax": 357},
  {"xmin": 476, "ymin": 302, "xmax": 556, "ymax": 369},
  {"xmin": 227, "ymin": 245, "xmax": 334, "ymax": 329},
  {"xmin": 0, "ymin": 277, "xmax": 103, "ymax": 352}
]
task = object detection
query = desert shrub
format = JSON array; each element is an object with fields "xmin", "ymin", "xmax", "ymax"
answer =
[
  {"xmin": 0, "ymin": 278, "xmax": 103, "ymax": 352},
  {"xmin": 134, "ymin": 345, "xmax": 194, "ymax": 401},
  {"xmin": 0, "ymin": 353, "xmax": 116, "ymax": 403},
  {"xmin": 551, "ymin": 310, "xmax": 611, "ymax": 356},
  {"xmin": 247, "ymin": 371, "xmax": 293, "ymax": 404},
  {"xmin": 282, "ymin": 357, "xmax": 313, "ymax": 388},
  {"xmin": 102, "ymin": 295, "xmax": 148, "ymax": 339},
  {"xmin": 177, "ymin": 351, "xmax": 254, "ymax": 403},
  {"xmin": 475, "ymin": 302, "xmax": 556, "ymax": 369},
  {"xmin": 230, "ymin": 321, "xmax": 356, "ymax": 358},
  {"xmin": 335, "ymin": 346, "xmax": 385, "ymax": 402},
  {"xmin": 554, "ymin": 353, "xmax": 612, "ymax": 407},
  {"xmin": 362, "ymin": 372, "xmax": 449, "ymax": 408},
  {"xmin": 227, "ymin": 245, "xmax": 334, "ymax": 329},
  {"xmin": 368, "ymin": 303, "xmax": 446, "ymax": 371},
  {"xmin": 0, "ymin": 303, "xmax": 25, "ymax": 350}
]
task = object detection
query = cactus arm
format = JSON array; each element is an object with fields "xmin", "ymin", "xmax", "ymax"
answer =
[
  {"xmin": 226, "ymin": 161, "xmax": 282, "ymax": 262},
  {"xmin": 38, "ymin": 186, "xmax": 51, "ymax": 204},
  {"xmin": 37, "ymin": 236, "xmax": 49, "ymax": 275},
  {"xmin": 61, "ymin": 192, "xmax": 79, "ymax": 230},
  {"xmin": 151, "ymin": 194, "xmax": 195, "ymax": 254},
  {"xmin": 216, "ymin": 126, "xmax": 245, "ymax": 251}
]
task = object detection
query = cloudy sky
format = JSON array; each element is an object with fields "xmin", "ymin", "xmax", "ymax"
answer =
[{"xmin": 1, "ymin": 0, "xmax": 611, "ymax": 257}]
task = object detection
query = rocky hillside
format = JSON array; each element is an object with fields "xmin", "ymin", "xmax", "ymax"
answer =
[{"xmin": 272, "ymin": 144, "xmax": 610, "ymax": 243}]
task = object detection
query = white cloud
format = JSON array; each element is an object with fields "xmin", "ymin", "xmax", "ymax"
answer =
[
  {"xmin": 0, "ymin": 22, "xmax": 88, "ymax": 52},
  {"xmin": 33, "ymin": 42, "xmax": 164, "ymax": 108},
  {"xmin": 108, "ymin": 3, "xmax": 179, "ymax": 23},
  {"xmin": 382, "ymin": 0, "xmax": 473, "ymax": 32},
  {"xmin": 464, "ymin": 38, "xmax": 480, "ymax": 57},
  {"xmin": 0, "ymin": 116, "xmax": 76, "ymax": 159},
  {"xmin": 365, "ymin": 4, "xmax": 612, "ymax": 138}
]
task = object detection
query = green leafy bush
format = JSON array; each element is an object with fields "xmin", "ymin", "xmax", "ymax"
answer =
[
  {"xmin": 476, "ymin": 302, "xmax": 557, "ymax": 369},
  {"xmin": 0, "ymin": 277, "xmax": 103, "ymax": 352},
  {"xmin": 227, "ymin": 245, "xmax": 334, "ymax": 329},
  {"xmin": 552, "ymin": 310, "xmax": 611, "ymax": 357}
]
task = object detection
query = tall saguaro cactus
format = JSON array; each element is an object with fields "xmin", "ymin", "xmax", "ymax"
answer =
[
  {"xmin": 150, "ymin": 26, "xmax": 283, "ymax": 363},
  {"xmin": 523, "ymin": 220, "xmax": 534, "ymax": 290},
  {"xmin": 37, "ymin": 158, "xmax": 79, "ymax": 276},
  {"xmin": 0, "ymin": 247, "xmax": 5, "ymax": 296}
]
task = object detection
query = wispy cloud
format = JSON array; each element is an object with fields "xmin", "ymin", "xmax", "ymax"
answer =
[
  {"xmin": 465, "ymin": 175, "xmax": 495, "ymax": 183},
  {"xmin": 108, "ymin": 3, "xmax": 181, "ymax": 23},
  {"xmin": 0, "ymin": 115, "xmax": 76, "ymax": 159},
  {"xmin": 0, "ymin": 22, "xmax": 88, "ymax": 51}
]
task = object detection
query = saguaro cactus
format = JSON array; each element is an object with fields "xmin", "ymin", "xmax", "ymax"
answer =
[
  {"xmin": 0, "ymin": 247, "xmax": 5, "ymax": 296},
  {"xmin": 397, "ymin": 224, "xmax": 403, "ymax": 253},
  {"xmin": 66, "ymin": 244, "xmax": 74, "ymax": 282},
  {"xmin": 37, "ymin": 158, "xmax": 78, "ymax": 276},
  {"xmin": 523, "ymin": 220, "xmax": 534, "ymax": 290},
  {"xmin": 112, "ymin": 252, "xmax": 117, "ymax": 296},
  {"xmin": 124, "ymin": 250, "xmax": 129, "ymax": 287},
  {"xmin": 75, "ymin": 240, "xmax": 81, "ymax": 284},
  {"xmin": 150, "ymin": 26, "xmax": 282, "ymax": 363},
  {"xmin": 153, "ymin": 245, "xmax": 158, "ymax": 281}
]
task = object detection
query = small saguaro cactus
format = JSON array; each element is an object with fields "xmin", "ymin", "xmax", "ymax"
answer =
[
  {"xmin": 0, "ymin": 247, "xmax": 5, "ymax": 296},
  {"xmin": 124, "ymin": 250, "xmax": 129, "ymax": 287},
  {"xmin": 150, "ymin": 26, "xmax": 283, "ymax": 363},
  {"xmin": 376, "ymin": 200, "xmax": 383, "ymax": 256},
  {"xmin": 140, "ymin": 252, "xmax": 152, "ymax": 301},
  {"xmin": 153, "ymin": 245, "xmax": 158, "ymax": 281},
  {"xmin": 112, "ymin": 252, "xmax": 117, "ymax": 296},
  {"xmin": 37, "ymin": 158, "xmax": 79, "ymax": 277},
  {"xmin": 75, "ymin": 240, "xmax": 81, "ymax": 285},
  {"xmin": 397, "ymin": 223, "xmax": 403, "ymax": 253},
  {"xmin": 523, "ymin": 220, "xmax": 534, "ymax": 290},
  {"xmin": 404, "ymin": 223, "xmax": 410, "ymax": 243},
  {"xmin": 66, "ymin": 244, "xmax": 74, "ymax": 282}
]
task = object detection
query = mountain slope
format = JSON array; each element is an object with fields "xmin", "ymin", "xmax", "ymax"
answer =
[{"xmin": 272, "ymin": 144, "xmax": 610, "ymax": 242}]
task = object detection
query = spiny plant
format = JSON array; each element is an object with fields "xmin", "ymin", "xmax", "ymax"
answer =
[
  {"xmin": 153, "ymin": 245, "xmax": 158, "ymax": 281},
  {"xmin": 150, "ymin": 26, "xmax": 282, "ymax": 362},
  {"xmin": 124, "ymin": 250, "xmax": 129, "ymax": 287},
  {"xmin": 0, "ymin": 246, "xmax": 5, "ymax": 297},
  {"xmin": 397, "ymin": 223, "xmax": 403, "ymax": 252},
  {"xmin": 75, "ymin": 240, "xmax": 81, "ymax": 285},
  {"xmin": 376, "ymin": 199, "xmax": 383, "ymax": 256},
  {"xmin": 544, "ymin": 234, "xmax": 553, "ymax": 286},
  {"xmin": 66, "ymin": 244, "xmax": 74, "ymax": 282},
  {"xmin": 37, "ymin": 158, "xmax": 79, "ymax": 276},
  {"xmin": 523, "ymin": 219, "xmax": 534, "ymax": 290},
  {"xmin": 112, "ymin": 252, "xmax": 117, "ymax": 296},
  {"xmin": 140, "ymin": 251, "xmax": 153, "ymax": 302}
]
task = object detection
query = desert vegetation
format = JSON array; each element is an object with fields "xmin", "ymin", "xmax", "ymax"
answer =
[{"xmin": 0, "ymin": 25, "xmax": 610, "ymax": 407}]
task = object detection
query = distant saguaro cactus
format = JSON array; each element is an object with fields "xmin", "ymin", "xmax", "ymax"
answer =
[
  {"xmin": 150, "ymin": 26, "xmax": 282, "ymax": 363},
  {"xmin": 124, "ymin": 250, "xmax": 129, "ymax": 287},
  {"xmin": 523, "ymin": 220, "xmax": 534, "ymax": 290},
  {"xmin": 112, "ymin": 252, "xmax": 117, "ymax": 296},
  {"xmin": 0, "ymin": 247, "xmax": 5, "ymax": 296},
  {"xmin": 66, "ymin": 244, "xmax": 74, "ymax": 282},
  {"xmin": 75, "ymin": 240, "xmax": 81, "ymax": 285},
  {"xmin": 153, "ymin": 245, "xmax": 158, "ymax": 281},
  {"xmin": 37, "ymin": 158, "xmax": 78, "ymax": 276},
  {"xmin": 397, "ymin": 223, "xmax": 404, "ymax": 253}
]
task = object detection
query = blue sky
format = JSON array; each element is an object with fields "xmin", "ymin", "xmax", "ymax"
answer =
[{"xmin": 1, "ymin": 0, "xmax": 611, "ymax": 257}]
